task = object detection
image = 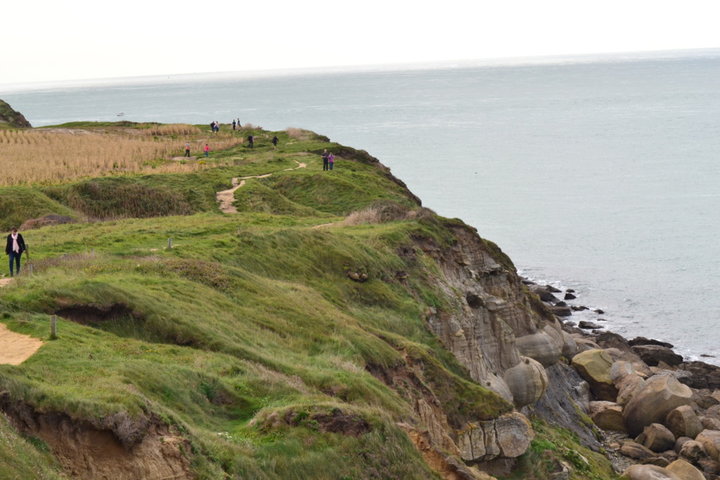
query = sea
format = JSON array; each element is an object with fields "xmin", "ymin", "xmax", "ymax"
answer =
[{"xmin": 2, "ymin": 50, "xmax": 720, "ymax": 364}]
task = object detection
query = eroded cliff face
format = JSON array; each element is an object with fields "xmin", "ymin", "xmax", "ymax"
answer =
[
  {"xmin": 396, "ymin": 220, "xmax": 595, "ymax": 476},
  {"xmin": 418, "ymin": 223, "xmax": 561, "ymax": 402}
]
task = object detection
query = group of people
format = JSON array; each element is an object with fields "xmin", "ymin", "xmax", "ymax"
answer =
[
  {"xmin": 210, "ymin": 121, "xmax": 221, "ymax": 133},
  {"xmin": 321, "ymin": 149, "xmax": 336, "ymax": 170}
]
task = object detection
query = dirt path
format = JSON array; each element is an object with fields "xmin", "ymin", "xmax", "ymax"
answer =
[
  {"xmin": 0, "ymin": 323, "xmax": 44, "ymax": 365},
  {"xmin": 216, "ymin": 161, "xmax": 306, "ymax": 214},
  {"xmin": 0, "ymin": 278, "xmax": 44, "ymax": 365}
]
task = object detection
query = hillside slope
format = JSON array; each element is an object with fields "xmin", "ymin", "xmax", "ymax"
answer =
[{"xmin": 0, "ymin": 122, "xmax": 617, "ymax": 480}]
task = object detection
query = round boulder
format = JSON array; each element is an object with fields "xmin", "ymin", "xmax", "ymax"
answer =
[
  {"xmin": 572, "ymin": 349, "xmax": 618, "ymax": 401},
  {"xmin": 504, "ymin": 356, "xmax": 549, "ymax": 408},
  {"xmin": 637, "ymin": 423, "xmax": 676, "ymax": 453},
  {"xmin": 588, "ymin": 401, "xmax": 626, "ymax": 432},
  {"xmin": 678, "ymin": 440, "xmax": 708, "ymax": 463},
  {"xmin": 623, "ymin": 375, "xmax": 694, "ymax": 436},
  {"xmin": 666, "ymin": 459, "xmax": 706, "ymax": 480},
  {"xmin": 621, "ymin": 464, "xmax": 681, "ymax": 480},
  {"xmin": 516, "ymin": 330, "xmax": 562, "ymax": 367},
  {"xmin": 696, "ymin": 430, "xmax": 720, "ymax": 460},
  {"xmin": 665, "ymin": 406, "xmax": 703, "ymax": 440}
]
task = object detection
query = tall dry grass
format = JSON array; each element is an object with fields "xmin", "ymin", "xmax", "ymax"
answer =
[{"xmin": 0, "ymin": 127, "xmax": 241, "ymax": 185}]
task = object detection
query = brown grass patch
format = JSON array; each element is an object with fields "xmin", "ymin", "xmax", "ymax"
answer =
[{"xmin": 0, "ymin": 127, "xmax": 241, "ymax": 185}]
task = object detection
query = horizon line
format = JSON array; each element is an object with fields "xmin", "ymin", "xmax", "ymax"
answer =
[{"xmin": 2, "ymin": 47, "xmax": 720, "ymax": 94}]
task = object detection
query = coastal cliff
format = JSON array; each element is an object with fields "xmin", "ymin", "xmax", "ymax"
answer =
[{"xmin": 0, "ymin": 116, "xmax": 718, "ymax": 480}]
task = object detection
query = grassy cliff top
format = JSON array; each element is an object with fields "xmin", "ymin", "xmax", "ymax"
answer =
[{"xmin": 0, "ymin": 99, "xmax": 31, "ymax": 128}]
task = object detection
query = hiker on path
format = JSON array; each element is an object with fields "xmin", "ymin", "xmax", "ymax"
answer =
[
  {"xmin": 184, "ymin": 142, "xmax": 191, "ymax": 157},
  {"xmin": 204, "ymin": 144, "xmax": 210, "ymax": 157},
  {"xmin": 272, "ymin": 136, "xmax": 279, "ymax": 148},
  {"xmin": 232, "ymin": 120, "xmax": 236, "ymax": 130},
  {"xmin": 247, "ymin": 135, "xmax": 254, "ymax": 148},
  {"xmin": 321, "ymin": 149, "xmax": 329, "ymax": 171},
  {"xmin": 5, "ymin": 228, "xmax": 26, "ymax": 277},
  {"xmin": 328, "ymin": 152, "xmax": 335, "ymax": 170}
]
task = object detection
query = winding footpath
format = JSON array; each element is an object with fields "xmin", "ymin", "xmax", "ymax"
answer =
[
  {"xmin": 0, "ymin": 278, "xmax": 44, "ymax": 365},
  {"xmin": 216, "ymin": 160, "xmax": 307, "ymax": 214}
]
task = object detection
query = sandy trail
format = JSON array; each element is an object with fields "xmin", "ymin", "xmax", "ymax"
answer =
[
  {"xmin": 0, "ymin": 278, "xmax": 44, "ymax": 365},
  {"xmin": 0, "ymin": 324, "xmax": 43, "ymax": 365},
  {"xmin": 216, "ymin": 161, "xmax": 306, "ymax": 214}
]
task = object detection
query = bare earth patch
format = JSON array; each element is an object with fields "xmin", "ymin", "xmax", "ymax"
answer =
[{"xmin": 0, "ymin": 323, "xmax": 44, "ymax": 365}]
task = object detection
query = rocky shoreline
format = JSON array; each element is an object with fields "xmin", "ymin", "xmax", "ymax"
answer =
[{"xmin": 525, "ymin": 278, "xmax": 720, "ymax": 479}]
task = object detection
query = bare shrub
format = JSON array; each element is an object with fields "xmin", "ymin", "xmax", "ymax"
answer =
[
  {"xmin": 342, "ymin": 202, "xmax": 418, "ymax": 226},
  {"xmin": 286, "ymin": 128, "xmax": 309, "ymax": 140}
]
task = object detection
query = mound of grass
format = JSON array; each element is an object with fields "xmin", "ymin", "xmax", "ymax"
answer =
[{"xmin": 0, "ymin": 187, "xmax": 78, "ymax": 231}]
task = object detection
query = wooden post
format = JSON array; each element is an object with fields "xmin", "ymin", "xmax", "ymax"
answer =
[
  {"xmin": 167, "ymin": 238, "xmax": 173, "ymax": 250},
  {"xmin": 50, "ymin": 315, "xmax": 57, "ymax": 340}
]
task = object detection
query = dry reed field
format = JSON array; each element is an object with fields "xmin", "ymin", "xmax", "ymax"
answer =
[{"xmin": 0, "ymin": 126, "xmax": 242, "ymax": 185}]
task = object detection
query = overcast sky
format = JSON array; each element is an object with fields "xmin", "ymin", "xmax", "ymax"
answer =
[{"xmin": 2, "ymin": 0, "xmax": 719, "ymax": 87}]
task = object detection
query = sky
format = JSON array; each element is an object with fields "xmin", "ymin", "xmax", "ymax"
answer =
[{"xmin": 2, "ymin": 0, "xmax": 720, "ymax": 87}]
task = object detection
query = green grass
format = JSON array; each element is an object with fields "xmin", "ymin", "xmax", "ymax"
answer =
[
  {"xmin": 0, "ymin": 122, "xmax": 522, "ymax": 479},
  {"xmin": 499, "ymin": 419, "xmax": 619, "ymax": 480}
]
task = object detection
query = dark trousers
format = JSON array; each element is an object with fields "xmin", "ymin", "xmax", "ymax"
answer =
[
  {"xmin": 185, "ymin": 149, "xmax": 191, "ymax": 157},
  {"xmin": 323, "ymin": 159, "xmax": 329, "ymax": 170},
  {"xmin": 9, "ymin": 251, "xmax": 21, "ymax": 276},
  {"xmin": 328, "ymin": 162, "xmax": 334, "ymax": 170}
]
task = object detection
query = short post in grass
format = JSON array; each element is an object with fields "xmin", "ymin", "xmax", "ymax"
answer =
[
  {"xmin": 50, "ymin": 315, "xmax": 58, "ymax": 340},
  {"xmin": 167, "ymin": 238, "xmax": 173, "ymax": 250}
]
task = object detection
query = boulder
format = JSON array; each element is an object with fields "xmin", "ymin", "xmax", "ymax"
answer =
[
  {"xmin": 674, "ymin": 436, "xmax": 692, "ymax": 454},
  {"xmin": 666, "ymin": 459, "xmax": 706, "ymax": 480},
  {"xmin": 678, "ymin": 441, "xmax": 707, "ymax": 463},
  {"xmin": 623, "ymin": 375, "xmax": 694, "ymax": 436},
  {"xmin": 696, "ymin": 430, "xmax": 720, "ymax": 460},
  {"xmin": 637, "ymin": 423, "xmax": 676, "ymax": 453},
  {"xmin": 528, "ymin": 285, "xmax": 559, "ymax": 302},
  {"xmin": 564, "ymin": 293, "xmax": 576, "ymax": 300},
  {"xmin": 574, "ymin": 337, "xmax": 601, "ymax": 352},
  {"xmin": 579, "ymin": 320, "xmax": 602, "ymax": 330},
  {"xmin": 572, "ymin": 349, "xmax": 618, "ymax": 401},
  {"xmin": 504, "ymin": 357, "xmax": 549, "ymax": 408},
  {"xmin": 621, "ymin": 440, "xmax": 657, "ymax": 461},
  {"xmin": 629, "ymin": 337, "xmax": 674, "ymax": 349},
  {"xmin": 596, "ymin": 331, "xmax": 632, "ymax": 352},
  {"xmin": 666, "ymin": 406, "xmax": 703, "ymax": 439},
  {"xmin": 621, "ymin": 464, "xmax": 681, "ymax": 480},
  {"xmin": 701, "ymin": 417, "xmax": 720, "ymax": 431},
  {"xmin": 588, "ymin": 401, "xmax": 626, "ymax": 432},
  {"xmin": 458, "ymin": 412, "xmax": 533, "ymax": 461},
  {"xmin": 516, "ymin": 330, "xmax": 562, "ymax": 367},
  {"xmin": 561, "ymin": 331, "xmax": 578, "ymax": 358},
  {"xmin": 632, "ymin": 345, "xmax": 684, "ymax": 367},
  {"xmin": 549, "ymin": 305, "xmax": 573, "ymax": 317}
]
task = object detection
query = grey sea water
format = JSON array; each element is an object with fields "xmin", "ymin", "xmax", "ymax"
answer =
[{"xmin": 3, "ymin": 52, "xmax": 720, "ymax": 363}]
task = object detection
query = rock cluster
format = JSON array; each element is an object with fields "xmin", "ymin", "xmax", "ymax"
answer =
[{"xmin": 521, "ymin": 278, "xmax": 720, "ymax": 479}]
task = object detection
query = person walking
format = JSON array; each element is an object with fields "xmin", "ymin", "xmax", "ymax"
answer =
[
  {"xmin": 272, "ymin": 136, "xmax": 279, "ymax": 148},
  {"xmin": 184, "ymin": 142, "xmax": 191, "ymax": 157},
  {"xmin": 232, "ymin": 120, "xmax": 237, "ymax": 131},
  {"xmin": 6, "ymin": 228, "xmax": 26, "ymax": 277},
  {"xmin": 328, "ymin": 152, "xmax": 335, "ymax": 170},
  {"xmin": 247, "ymin": 135, "xmax": 254, "ymax": 148},
  {"xmin": 203, "ymin": 144, "xmax": 210, "ymax": 157},
  {"xmin": 321, "ymin": 149, "xmax": 329, "ymax": 171}
]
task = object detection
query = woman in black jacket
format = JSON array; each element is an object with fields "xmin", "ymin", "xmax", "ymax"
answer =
[{"xmin": 5, "ymin": 228, "xmax": 26, "ymax": 277}]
